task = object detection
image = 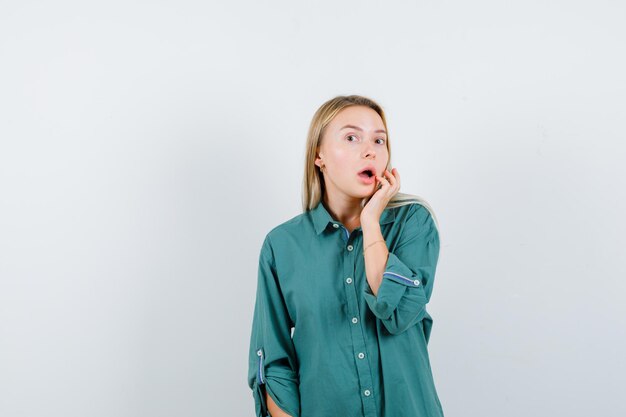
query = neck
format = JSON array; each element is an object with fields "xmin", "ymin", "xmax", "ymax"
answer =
[{"xmin": 323, "ymin": 192, "xmax": 363, "ymax": 227}]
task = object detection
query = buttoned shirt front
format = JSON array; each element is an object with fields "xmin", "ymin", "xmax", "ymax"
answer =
[{"xmin": 247, "ymin": 201, "xmax": 443, "ymax": 417}]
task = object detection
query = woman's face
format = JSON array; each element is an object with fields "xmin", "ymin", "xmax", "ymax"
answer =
[{"xmin": 316, "ymin": 105, "xmax": 390, "ymax": 200}]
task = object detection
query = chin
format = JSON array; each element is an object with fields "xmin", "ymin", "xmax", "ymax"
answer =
[
  {"xmin": 349, "ymin": 188, "xmax": 375, "ymax": 199},
  {"xmin": 336, "ymin": 180, "xmax": 375, "ymax": 199}
]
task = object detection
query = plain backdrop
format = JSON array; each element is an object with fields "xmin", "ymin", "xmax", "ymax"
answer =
[{"xmin": 1, "ymin": 1, "xmax": 625, "ymax": 416}]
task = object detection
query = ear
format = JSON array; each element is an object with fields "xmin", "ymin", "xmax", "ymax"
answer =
[{"xmin": 314, "ymin": 151, "xmax": 323, "ymax": 168}]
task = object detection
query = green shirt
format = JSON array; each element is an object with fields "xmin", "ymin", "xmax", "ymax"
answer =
[{"xmin": 247, "ymin": 201, "xmax": 444, "ymax": 417}]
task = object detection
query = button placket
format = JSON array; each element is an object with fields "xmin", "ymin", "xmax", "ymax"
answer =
[
  {"xmin": 332, "ymin": 223, "xmax": 349, "ymax": 242},
  {"xmin": 340, "ymin": 231, "xmax": 377, "ymax": 416}
]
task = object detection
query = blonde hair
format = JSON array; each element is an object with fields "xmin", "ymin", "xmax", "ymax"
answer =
[{"xmin": 301, "ymin": 94, "xmax": 440, "ymax": 233}]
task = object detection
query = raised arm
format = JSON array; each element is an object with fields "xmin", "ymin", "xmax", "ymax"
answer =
[{"xmin": 362, "ymin": 203, "xmax": 440, "ymax": 336}]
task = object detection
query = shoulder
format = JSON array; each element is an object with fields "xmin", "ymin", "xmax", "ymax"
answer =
[
  {"xmin": 393, "ymin": 201, "xmax": 433, "ymax": 224},
  {"xmin": 392, "ymin": 202, "xmax": 439, "ymax": 242},
  {"xmin": 268, "ymin": 210, "xmax": 309, "ymax": 238},
  {"xmin": 260, "ymin": 211, "xmax": 311, "ymax": 254},
  {"xmin": 387, "ymin": 193, "xmax": 438, "ymax": 228}
]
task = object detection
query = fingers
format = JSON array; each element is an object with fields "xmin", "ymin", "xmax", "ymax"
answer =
[
  {"xmin": 376, "ymin": 169, "xmax": 400, "ymax": 191},
  {"xmin": 391, "ymin": 167, "xmax": 400, "ymax": 183},
  {"xmin": 385, "ymin": 169, "xmax": 396, "ymax": 186},
  {"xmin": 375, "ymin": 174, "xmax": 388, "ymax": 189}
]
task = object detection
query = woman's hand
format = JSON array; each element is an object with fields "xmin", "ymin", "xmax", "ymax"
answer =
[{"xmin": 360, "ymin": 167, "xmax": 401, "ymax": 226}]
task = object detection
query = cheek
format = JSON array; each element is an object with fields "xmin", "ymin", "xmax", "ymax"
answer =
[{"xmin": 327, "ymin": 148, "xmax": 351, "ymax": 166}]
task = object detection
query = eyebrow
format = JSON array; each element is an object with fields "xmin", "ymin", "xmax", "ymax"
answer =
[{"xmin": 340, "ymin": 124, "xmax": 387, "ymax": 135}]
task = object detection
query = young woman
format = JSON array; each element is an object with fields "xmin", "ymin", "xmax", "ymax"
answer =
[{"xmin": 247, "ymin": 95, "xmax": 444, "ymax": 417}]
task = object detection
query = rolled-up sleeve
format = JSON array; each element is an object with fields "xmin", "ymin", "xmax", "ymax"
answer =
[
  {"xmin": 363, "ymin": 204, "xmax": 440, "ymax": 336},
  {"xmin": 248, "ymin": 235, "xmax": 300, "ymax": 417}
]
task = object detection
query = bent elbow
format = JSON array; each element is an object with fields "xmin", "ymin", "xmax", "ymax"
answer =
[{"xmin": 382, "ymin": 305, "xmax": 428, "ymax": 335}]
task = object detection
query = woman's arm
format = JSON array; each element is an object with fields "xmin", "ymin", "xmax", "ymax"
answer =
[
  {"xmin": 361, "ymin": 219, "xmax": 388, "ymax": 296},
  {"xmin": 267, "ymin": 391, "xmax": 293, "ymax": 417},
  {"xmin": 362, "ymin": 203, "xmax": 440, "ymax": 335},
  {"xmin": 248, "ymin": 234, "xmax": 301, "ymax": 417}
]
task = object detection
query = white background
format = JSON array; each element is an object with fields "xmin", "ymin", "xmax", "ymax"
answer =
[{"xmin": 1, "ymin": 1, "xmax": 624, "ymax": 416}]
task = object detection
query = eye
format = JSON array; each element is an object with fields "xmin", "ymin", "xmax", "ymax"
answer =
[
  {"xmin": 346, "ymin": 134, "xmax": 358, "ymax": 142},
  {"xmin": 375, "ymin": 138, "xmax": 386, "ymax": 145}
]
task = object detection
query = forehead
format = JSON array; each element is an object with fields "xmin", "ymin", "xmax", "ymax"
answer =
[{"xmin": 328, "ymin": 105, "xmax": 384, "ymax": 131}]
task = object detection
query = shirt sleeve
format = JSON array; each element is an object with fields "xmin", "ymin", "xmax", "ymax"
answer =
[
  {"xmin": 248, "ymin": 234, "xmax": 300, "ymax": 417},
  {"xmin": 363, "ymin": 203, "xmax": 440, "ymax": 336}
]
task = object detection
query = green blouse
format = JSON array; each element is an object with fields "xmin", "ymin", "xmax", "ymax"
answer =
[{"xmin": 247, "ymin": 201, "xmax": 444, "ymax": 417}]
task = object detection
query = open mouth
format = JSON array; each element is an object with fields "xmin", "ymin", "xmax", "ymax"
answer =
[
  {"xmin": 358, "ymin": 167, "xmax": 375, "ymax": 178},
  {"xmin": 357, "ymin": 168, "xmax": 376, "ymax": 184}
]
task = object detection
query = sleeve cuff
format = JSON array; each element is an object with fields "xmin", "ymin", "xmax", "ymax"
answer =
[
  {"xmin": 252, "ymin": 353, "xmax": 300, "ymax": 417},
  {"xmin": 363, "ymin": 251, "xmax": 427, "ymax": 320}
]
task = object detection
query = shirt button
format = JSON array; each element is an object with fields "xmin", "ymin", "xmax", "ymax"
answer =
[
  {"xmin": 332, "ymin": 223, "xmax": 339, "ymax": 228},
  {"xmin": 358, "ymin": 352, "xmax": 365, "ymax": 359},
  {"xmin": 256, "ymin": 350, "xmax": 262, "ymax": 356},
  {"xmin": 347, "ymin": 245, "xmax": 354, "ymax": 251},
  {"xmin": 346, "ymin": 277, "xmax": 353, "ymax": 284},
  {"xmin": 351, "ymin": 317, "xmax": 358, "ymax": 324},
  {"xmin": 413, "ymin": 279, "xmax": 420, "ymax": 286},
  {"xmin": 364, "ymin": 389, "xmax": 371, "ymax": 396}
]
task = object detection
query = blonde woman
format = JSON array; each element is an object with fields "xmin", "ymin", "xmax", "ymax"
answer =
[{"xmin": 247, "ymin": 95, "xmax": 444, "ymax": 417}]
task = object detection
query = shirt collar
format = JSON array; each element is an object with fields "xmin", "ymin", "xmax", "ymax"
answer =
[{"xmin": 310, "ymin": 200, "xmax": 396, "ymax": 235}]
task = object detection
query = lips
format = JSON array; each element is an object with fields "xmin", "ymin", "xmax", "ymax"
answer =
[
  {"xmin": 357, "ymin": 166, "xmax": 376, "ymax": 184},
  {"xmin": 357, "ymin": 166, "xmax": 376, "ymax": 178}
]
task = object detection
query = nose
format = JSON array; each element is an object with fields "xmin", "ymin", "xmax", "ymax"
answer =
[{"xmin": 362, "ymin": 143, "xmax": 376, "ymax": 159}]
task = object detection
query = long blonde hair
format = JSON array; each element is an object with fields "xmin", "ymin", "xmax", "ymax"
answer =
[{"xmin": 301, "ymin": 94, "xmax": 440, "ymax": 232}]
